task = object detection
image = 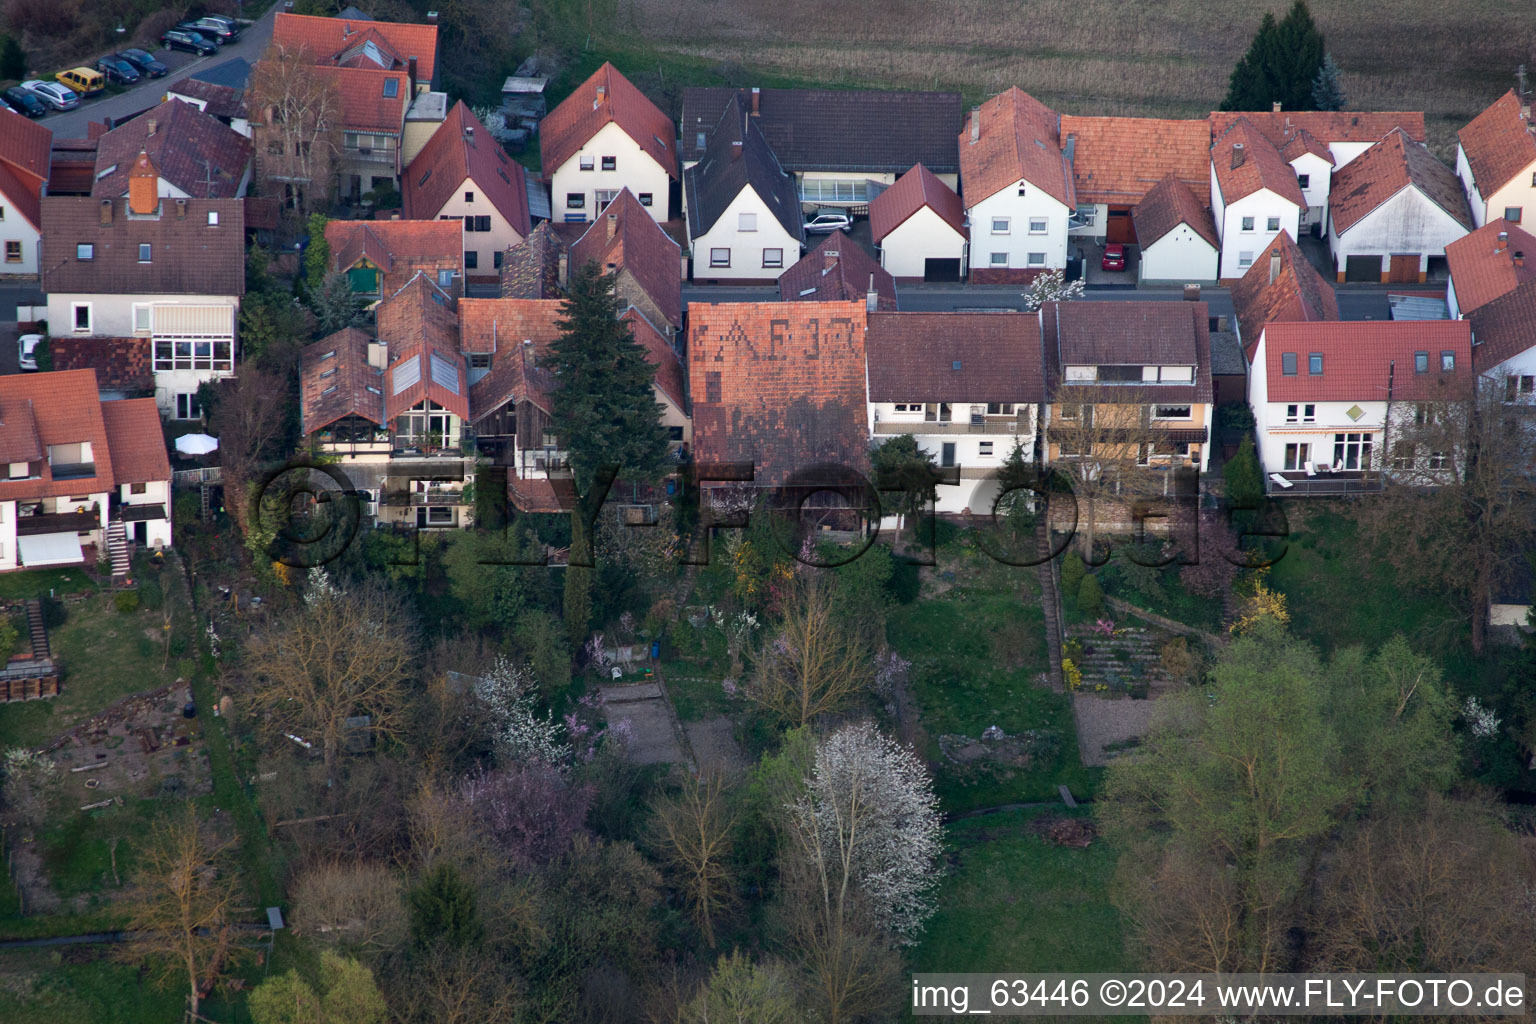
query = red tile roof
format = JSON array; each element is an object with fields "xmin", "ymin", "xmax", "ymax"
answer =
[
  {"xmin": 92, "ymin": 99, "xmax": 252, "ymax": 201},
  {"xmin": 270, "ymin": 12, "xmax": 438, "ymax": 83},
  {"xmin": 958, "ymin": 88, "xmax": 1073, "ymax": 208},
  {"xmin": 1132, "ymin": 174, "xmax": 1219, "ymax": 250},
  {"xmin": 1328, "ymin": 129, "xmax": 1472, "ymax": 235},
  {"xmin": 687, "ymin": 300, "xmax": 870, "ymax": 486},
  {"xmin": 1279, "ymin": 127, "xmax": 1334, "ymax": 167},
  {"xmin": 568, "ymin": 188, "xmax": 682, "ymax": 328},
  {"xmin": 100, "ymin": 398, "xmax": 170, "ymax": 484},
  {"xmin": 49, "ymin": 336, "xmax": 154, "ymax": 392},
  {"xmin": 539, "ymin": 62, "xmax": 678, "ymax": 183},
  {"xmin": 0, "ymin": 370, "xmax": 116, "ymax": 502},
  {"xmin": 623, "ymin": 308, "xmax": 687, "ymax": 412},
  {"xmin": 41, "ymin": 196, "xmax": 246, "ymax": 296},
  {"xmin": 300, "ymin": 327, "xmax": 384, "ymax": 434},
  {"xmin": 0, "ymin": 109, "xmax": 51, "ymax": 230},
  {"xmin": 1468, "ymin": 277, "xmax": 1536, "ymax": 372},
  {"xmin": 376, "ymin": 271, "xmax": 459, "ymax": 354},
  {"xmin": 458, "ymin": 298, "xmax": 565, "ymax": 419},
  {"xmin": 1229, "ymin": 232, "xmax": 1339, "ymax": 360},
  {"xmin": 404, "ymin": 101, "xmax": 530, "ymax": 238},
  {"xmin": 1445, "ymin": 218, "xmax": 1536, "ymax": 315},
  {"xmin": 1209, "ymin": 110, "xmax": 1426, "ymax": 149},
  {"xmin": 778, "ymin": 231, "xmax": 897, "ymax": 310},
  {"xmin": 1456, "ymin": 90, "xmax": 1536, "ymax": 201},
  {"xmin": 1261, "ymin": 320, "xmax": 1472, "ymax": 403},
  {"xmin": 1059, "ymin": 115, "xmax": 1211, "ymax": 205},
  {"xmin": 318, "ymin": 66, "xmax": 410, "ymax": 133},
  {"xmin": 868, "ymin": 163, "xmax": 965, "ymax": 243},
  {"xmin": 376, "ymin": 272, "xmax": 465, "ymax": 425},
  {"xmin": 865, "ymin": 311, "xmax": 1043, "ymax": 402},
  {"xmin": 324, "ymin": 218, "xmax": 462, "ymax": 297},
  {"xmin": 1211, "ymin": 118, "xmax": 1305, "ymax": 207}
]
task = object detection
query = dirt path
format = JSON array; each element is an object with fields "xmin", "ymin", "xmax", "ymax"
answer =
[{"xmin": 682, "ymin": 717, "xmax": 745, "ymax": 776}]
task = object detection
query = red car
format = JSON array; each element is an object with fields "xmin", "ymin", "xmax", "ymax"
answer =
[{"xmin": 1101, "ymin": 243, "xmax": 1127, "ymax": 271}]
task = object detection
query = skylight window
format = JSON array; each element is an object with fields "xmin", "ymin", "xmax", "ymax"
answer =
[
  {"xmin": 95, "ymin": 164, "xmax": 118, "ymax": 181},
  {"xmin": 383, "ymin": 77, "xmax": 399, "ymax": 98}
]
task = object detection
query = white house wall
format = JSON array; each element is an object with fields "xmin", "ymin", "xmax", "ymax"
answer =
[
  {"xmin": 429, "ymin": 174, "xmax": 527, "ymax": 276},
  {"xmin": 966, "ymin": 181, "xmax": 1069, "ymax": 274},
  {"xmin": 0, "ymin": 218, "xmax": 41, "ymax": 277},
  {"xmin": 868, "ymin": 401, "xmax": 1039, "ymax": 514},
  {"xmin": 1217, "ymin": 189, "xmax": 1300, "ymax": 280},
  {"xmin": 1456, "ymin": 146, "xmax": 1489, "ymax": 228},
  {"xmin": 878, "ymin": 206, "xmax": 968, "ymax": 280},
  {"xmin": 119, "ymin": 479, "xmax": 173, "ymax": 548},
  {"xmin": 550, "ymin": 121, "xmax": 671, "ymax": 224},
  {"xmin": 690, "ymin": 186, "xmax": 801, "ymax": 283},
  {"xmin": 1290, "ymin": 152, "xmax": 1333, "ymax": 231},
  {"xmin": 1327, "ymin": 185, "xmax": 1470, "ymax": 282},
  {"xmin": 1138, "ymin": 226, "xmax": 1218, "ymax": 283},
  {"xmin": 1478, "ymin": 165, "xmax": 1536, "ymax": 234}
]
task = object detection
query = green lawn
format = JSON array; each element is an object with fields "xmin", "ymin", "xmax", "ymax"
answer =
[
  {"xmin": 910, "ymin": 807, "xmax": 1130, "ymax": 1020},
  {"xmin": 0, "ymin": 948, "xmax": 185, "ymax": 1024},
  {"xmin": 0, "ymin": 567, "xmax": 96, "ymax": 603},
  {"xmin": 0, "ymin": 593, "xmax": 177, "ymax": 750},
  {"xmin": 662, "ymin": 660, "xmax": 734, "ymax": 722}
]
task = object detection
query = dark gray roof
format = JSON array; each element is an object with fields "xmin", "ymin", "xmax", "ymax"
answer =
[
  {"xmin": 189, "ymin": 58, "xmax": 252, "ymax": 92},
  {"xmin": 684, "ymin": 95, "xmax": 804, "ymax": 243},
  {"xmin": 1209, "ymin": 330, "xmax": 1246, "ymax": 377},
  {"xmin": 680, "ymin": 87, "xmax": 964, "ymax": 173}
]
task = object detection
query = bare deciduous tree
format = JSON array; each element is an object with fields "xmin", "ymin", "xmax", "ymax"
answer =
[
  {"xmin": 649, "ymin": 771, "xmax": 738, "ymax": 948},
  {"xmin": 291, "ymin": 860, "xmax": 407, "ymax": 953},
  {"xmin": 744, "ymin": 572, "xmax": 873, "ymax": 728},
  {"xmin": 249, "ymin": 43, "xmax": 343, "ymax": 215},
  {"xmin": 382, "ymin": 944, "xmax": 523, "ymax": 1024},
  {"xmin": 208, "ymin": 366, "xmax": 290, "ymax": 542},
  {"xmin": 245, "ymin": 572, "xmax": 416, "ymax": 782},
  {"xmin": 117, "ymin": 803, "xmax": 247, "ymax": 1018}
]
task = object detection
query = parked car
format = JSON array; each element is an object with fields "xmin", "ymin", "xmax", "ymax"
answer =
[
  {"xmin": 118, "ymin": 48, "xmax": 169, "ymax": 78},
  {"xmin": 0, "ymin": 97, "xmax": 12, "ymax": 115},
  {"xmin": 803, "ymin": 211, "xmax": 853, "ymax": 234},
  {"xmin": 1101, "ymin": 242, "xmax": 1127, "ymax": 272},
  {"xmin": 20, "ymin": 80, "xmax": 80, "ymax": 110},
  {"xmin": 182, "ymin": 17, "xmax": 239, "ymax": 42},
  {"xmin": 95, "ymin": 55, "xmax": 141, "ymax": 85},
  {"xmin": 174, "ymin": 23, "xmax": 225, "ymax": 46},
  {"xmin": 161, "ymin": 30, "xmax": 218, "ymax": 56},
  {"xmin": 18, "ymin": 335, "xmax": 42, "ymax": 372},
  {"xmin": 2, "ymin": 87, "xmax": 47, "ymax": 117},
  {"xmin": 56, "ymin": 67, "xmax": 106, "ymax": 97}
]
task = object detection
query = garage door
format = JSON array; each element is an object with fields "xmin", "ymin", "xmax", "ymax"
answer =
[
  {"xmin": 1106, "ymin": 208, "xmax": 1137, "ymax": 244},
  {"xmin": 1343, "ymin": 255, "xmax": 1381, "ymax": 282},
  {"xmin": 924, "ymin": 258, "xmax": 961, "ymax": 282},
  {"xmin": 1387, "ymin": 254, "xmax": 1420, "ymax": 283}
]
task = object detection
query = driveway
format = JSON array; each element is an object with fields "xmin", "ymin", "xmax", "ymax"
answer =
[{"xmin": 37, "ymin": 3, "xmax": 279, "ymax": 139}]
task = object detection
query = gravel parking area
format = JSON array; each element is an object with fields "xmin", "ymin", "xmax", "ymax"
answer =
[{"xmin": 1071, "ymin": 693, "xmax": 1164, "ymax": 766}]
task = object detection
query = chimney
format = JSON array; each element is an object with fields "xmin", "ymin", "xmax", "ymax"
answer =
[
  {"xmin": 750, "ymin": 87, "xmax": 760, "ymax": 116},
  {"xmin": 865, "ymin": 273, "xmax": 878, "ymax": 312},
  {"xmin": 1517, "ymin": 251, "xmax": 1527, "ymax": 267},
  {"xmin": 1064, "ymin": 133, "xmax": 1076, "ymax": 165},
  {"xmin": 730, "ymin": 139, "xmax": 742, "ymax": 161},
  {"xmin": 426, "ymin": 10, "xmax": 438, "ymax": 23},
  {"xmin": 1497, "ymin": 230, "xmax": 1509, "ymax": 253},
  {"xmin": 1269, "ymin": 247, "xmax": 1282, "ymax": 284},
  {"xmin": 128, "ymin": 151, "xmax": 159, "ymax": 216},
  {"xmin": 823, "ymin": 248, "xmax": 840, "ymax": 272},
  {"xmin": 176, "ymin": 198, "xmax": 187, "ymax": 219},
  {"xmin": 557, "ymin": 250, "xmax": 569, "ymax": 289},
  {"xmin": 1231, "ymin": 142, "xmax": 1245, "ymax": 170},
  {"xmin": 407, "ymin": 56, "xmax": 418, "ymax": 94},
  {"xmin": 99, "ymin": 198, "xmax": 113, "ymax": 225},
  {"xmin": 606, "ymin": 211, "xmax": 617, "ymax": 242},
  {"xmin": 1272, "ymin": 101, "xmax": 1282, "ymax": 113},
  {"xmin": 465, "ymin": 124, "xmax": 475, "ymax": 144},
  {"xmin": 368, "ymin": 340, "xmax": 388, "ymax": 370},
  {"xmin": 146, "ymin": 118, "xmax": 157, "ymax": 137},
  {"xmin": 595, "ymin": 83, "xmax": 607, "ymax": 106},
  {"xmin": 969, "ymin": 106, "xmax": 980, "ymax": 144},
  {"xmin": 1183, "ymin": 283, "xmax": 1201, "ymax": 302}
]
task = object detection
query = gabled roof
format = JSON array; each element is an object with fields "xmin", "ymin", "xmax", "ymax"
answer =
[
  {"xmin": 1058, "ymin": 114, "xmax": 1211, "ymax": 205},
  {"xmin": 623, "ymin": 308, "xmax": 687, "ymax": 412},
  {"xmin": 100, "ymin": 398, "xmax": 171, "ymax": 485},
  {"xmin": 1261, "ymin": 320, "xmax": 1472, "ymax": 403},
  {"xmin": 376, "ymin": 270, "xmax": 459, "ymax": 354},
  {"xmin": 92, "ymin": 99, "xmax": 253, "ymax": 200},
  {"xmin": 188, "ymin": 57, "xmax": 253, "ymax": 92},
  {"xmin": 458, "ymin": 298, "xmax": 564, "ymax": 420},
  {"xmin": 1045, "ymin": 300, "xmax": 1213, "ymax": 406},
  {"xmin": 167, "ymin": 78, "xmax": 248, "ymax": 122},
  {"xmin": 868, "ymin": 163, "xmax": 965, "ymax": 243},
  {"xmin": 1229, "ymin": 232, "xmax": 1339, "ymax": 359},
  {"xmin": 1209, "ymin": 110, "xmax": 1426, "ymax": 149},
  {"xmin": 778, "ymin": 231, "xmax": 897, "ymax": 310},
  {"xmin": 569, "ymin": 188, "xmax": 682, "ymax": 328},
  {"xmin": 865, "ymin": 311, "xmax": 1043, "ymax": 403},
  {"xmin": 270, "ymin": 11, "xmax": 438, "ymax": 83},
  {"xmin": 499, "ymin": 222, "xmax": 567, "ymax": 300},
  {"xmin": 1279, "ymin": 127, "xmax": 1334, "ymax": 167},
  {"xmin": 49, "ymin": 336, "xmax": 154, "ymax": 391},
  {"xmin": 0, "ymin": 370, "xmax": 116, "ymax": 502},
  {"xmin": 1328, "ymin": 129, "xmax": 1472, "ymax": 234},
  {"xmin": 323, "ymin": 218, "xmax": 461, "ymax": 297},
  {"xmin": 679, "ymin": 87, "xmax": 963, "ymax": 173},
  {"xmin": 1211, "ymin": 118, "xmax": 1305, "ymax": 207},
  {"xmin": 540, "ymin": 62, "xmax": 677, "ymax": 182},
  {"xmin": 1445, "ymin": 218, "xmax": 1536, "ymax": 315},
  {"xmin": 1468, "ymin": 277, "xmax": 1536, "ymax": 372},
  {"xmin": 1456, "ymin": 90, "xmax": 1536, "ymax": 200},
  {"xmin": 0, "ymin": 109, "xmax": 52, "ymax": 230},
  {"xmin": 958, "ymin": 87, "xmax": 1073, "ymax": 208},
  {"xmin": 41, "ymin": 196, "xmax": 246, "ymax": 296},
  {"xmin": 403, "ymin": 100, "xmax": 530, "ymax": 238},
  {"xmin": 383, "ymin": 333, "xmax": 468, "ymax": 424},
  {"xmin": 684, "ymin": 95, "xmax": 804, "ymax": 243},
  {"xmin": 1132, "ymin": 174, "xmax": 1219, "ymax": 250},
  {"xmin": 300, "ymin": 327, "xmax": 385, "ymax": 433},
  {"xmin": 687, "ymin": 300, "xmax": 870, "ymax": 486},
  {"xmin": 315, "ymin": 66, "xmax": 411, "ymax": 133}
]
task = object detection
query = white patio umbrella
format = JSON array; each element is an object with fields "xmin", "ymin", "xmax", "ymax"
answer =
[{"xmin": 174, "ymin": 433, "xmax": 220, "ymax": 456}]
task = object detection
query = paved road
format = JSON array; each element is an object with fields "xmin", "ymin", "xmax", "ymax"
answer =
[
  {"xmin": 681, "ymin": 282, "xmax": 1396, "ymax": 321},
  {"xmin": 39, "ymin": 4, "xmax": 278, "ymax": 139}
]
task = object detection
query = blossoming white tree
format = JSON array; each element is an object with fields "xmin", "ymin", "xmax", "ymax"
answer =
[{"xmin": 473, "ymin": 655, "xmax": 570, "ymax": 767}]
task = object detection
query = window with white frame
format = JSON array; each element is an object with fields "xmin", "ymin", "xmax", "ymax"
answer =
[
  {"xmin": 978, "ymin": 441, "xmax": 994, "ymax": 457},
  {"xmin": 1332, "ymin": 432, "xmax": 1373, "ymax": 470},
  {"xmin": 72, "ymin": 303, "xmax": 91, "ymax": 333},
  {"xmin": 1028, "ymin": 217, "xmax": 1047, "ymax": 234},
  {"xmin": 594, "ymin": 190, "xmax": 619, "ymax": 210},
  {"xmin": 566, "ymin": 192, "xmax": 585, "ymax": 209},
  {"xmin": 154, "ymin": 340, "xmax": 234, "ymax": 372},
  {"xmin": 132, "ymin": 305, "xmax": 151, "ymax": 333},
  {"xmin": 893, "ymin": 403, "xmax": 921, "ymax": 413},
  {"xmin": 990, "ymin": 252, "xmax": 1007, "ymax": 266},
  {"xmin": 1440, "ymin": 350, "xmax": 1456, "ymax": 371},
  {"xmin": 1284, "ymin": 442, "xmax": 1311, "ymax": 470},
  {"xmin": 1027, "ymin": 252, "xmax": 1045, "ymax": 265},
  {"xmin": 991, "ymin": 217, "xmax": 1010, "ymax": 234},
  {"xmin": 738, "ymin": 212, "xmax": 757, "ymax": 232},
  {"xmin": 1241, "ymin": 216, "xmax": 1255, "ymax": 231},
  {"xmin": 709, "ymin": 248, "xmax": 730, "ymax": 267},
  {"xmin": 1284, "ymin": 403, "xmax": 1316, "ymax": 423},
  {"xmin": 175, "ymin": 393, "xmax": 202, "ymax": 420},
  {"xmin": 1506, "ymin": 374, "xmax": 1535, "ymax": 400},
  {"xmin": 762, "ymin": 248, "xmax": 783, "ymax": 268},
  {"xmin": 1266, "ymin": 217, "xmax": 1280, "ymax": 231},
  {"xmin": 1238, "ymin": 250, "xmax": 1254, "ymax": 267},
  {"xmin": 1428, "ymin": 451, "xmax": 1448, "ymax": 470}
]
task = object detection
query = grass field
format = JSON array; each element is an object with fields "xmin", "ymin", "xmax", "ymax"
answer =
[{"xmin": 581, "ymin": 0, "xmax": 1530, "ymax": 156}]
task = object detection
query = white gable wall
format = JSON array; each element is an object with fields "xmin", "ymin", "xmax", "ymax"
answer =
[
  {"xmin": 878, "ymin": 206, "xmax": 968, "ymax": 279},
  {"xmin": 965, "ymin": 180, "xmax": 1069, "ymax": 274},
  {"xmin": 1139, "ymin": 224, "xmax": 1218, "ymax": 283},
  {"xmin": 690, "ymin": 186, "xmax": 801, "ymax": 282},
  {"xmin": 550, "ymin": 121, "xmax": 671, "ymax": 224},
  {"xmin": 1327, "ymin": 185, "xmax": 1471, "ymax": 282},
  {"xmin": 1217, "ymin": 188, "xmax": 1300, "ymax": 280},
  {"xmin": 427, "ymin": 174, "xmax": 527, "ymax": 276},
  {"xmin": 0, "ymin": 213, "xmax": 41, "ymax": 277},
  {"xmin": 1289, "ymin": 152, "xmax": 1333, "ymax": 231}
]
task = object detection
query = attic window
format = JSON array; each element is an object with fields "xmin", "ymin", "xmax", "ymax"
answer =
[
  {"xmin": 77, "ymin": 243, "xmax": 94, "ymax": 260},
  {"xmin": 383, "ymin": 78, "xmax": 399, "ymax": 98},
  {"xmin": 1281, "ymin": 352, "xmax": 1297, "ymax": 375},
  {"xmin": 366, "ymin": 385, "xmax": 381, "ymax": 395},
  {"xmin": 418, "ymin": 169, "xmax": 432, "ymax": 187},
  {"xmin": 798, "ymin": 287, "xmax": 816, "ymax": 297},
  {"xmin": 695, "ymin": 132, "xmax": 706, "ymax": 150},
  {"xmin": 320, "ymin": 367, "xmax": 338, "ymax": 379},
  {"xmin": 95, "ymin": 164, "xmax": 117, "ymax": 181},
  {"xmin": 207, "ymin": 211, "xmax": 219, "ymax": 225},
  {"xmin": 1308, "ymin": 352, "xmax": 1323, "ymax": 375},
  {"xmin": 321, "ymin": 349, "xmax": 336, "ymax": 360},
  {"xmin": 322, "ymin": 384, "xmax": 339, "ymax": 395},
  {"xmin": 1414, "ymin": 351, "xmax": 1428, "ymax": 373},
  {"xmin": 652, "ymin": 134, "xmax": 668, "ymax": 150},
  {"xmin": 138, "ymin": 243, "xmax": 152, "ymax": 263},
  {"xmin": 1441, "ymin": 351, "xmax": 1456, "ymax": 371}
]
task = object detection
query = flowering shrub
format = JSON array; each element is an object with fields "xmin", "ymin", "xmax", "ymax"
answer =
[
  {"xmin": 1230, "ymin": 583, "xmax": 1290, "ymax": 634},
  {"xmin": 1063, "ymin": 657, "xmax": 1083, "ymax": 691},
  {"xmin": 1463, "ymin": 696, "xmax": 1501, "ymax": 738},
  {"xmin": 1092, "ymin": 618, "xmax": 1116, "ymax": 637},
  {"xmin": 474, "ymin": 656, "xmax": 571, "ymax": 767}
]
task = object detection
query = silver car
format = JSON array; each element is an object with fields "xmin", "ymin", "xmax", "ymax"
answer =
[{"xmin": 21, "ymin": 80, "xmax": 79, "ymax": 111}]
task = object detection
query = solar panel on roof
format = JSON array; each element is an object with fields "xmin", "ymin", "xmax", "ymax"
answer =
[
  {"xmin": 430, "ymin": 352, "xmax": 459, "ymax": 394},
  {"xmin": 392, "ymin": 354, "xmax": 421, "ymax": 395}
]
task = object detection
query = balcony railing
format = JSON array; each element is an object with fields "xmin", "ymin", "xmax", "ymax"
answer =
[
  {"xmin": 1266, "ymin": 470, "xmax": 1384, "ymax": 496},
  {"xmin": 342, "ymin": 145, "xmax": 398, "ymax": 165},
  {"xmin": 16, "ymin": 509, "xmax": 100, "ymax": 535},
  {"xmin": 50, "ymin": 462, "xmax": 97, "ymax": 481},
  {"xmin": 380, "ymin": 487, "xmax": 470, "ymax": 507},
  {"xmin": 874, "ymin": 415, "xmax": 1029, "ymax": 436}
]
